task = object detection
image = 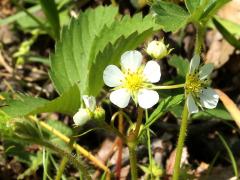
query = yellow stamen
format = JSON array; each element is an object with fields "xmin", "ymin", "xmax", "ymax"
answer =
[
  {"xmin": 123, "ymin": 69, "xmax": 144, "ymax": 93},
  {"xmin": 185, "ymin": 73, "xmax": 202, "ymax": 94}
]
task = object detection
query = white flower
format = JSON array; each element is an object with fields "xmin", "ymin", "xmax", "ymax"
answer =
[
  {"xmin": 146, "ymin": 40, "xmax": 171, "ymax": 60},
  {"xmin": 185, "ymin": 55, "xmax": 219, "ymax": 114},
  {"xmin": 103, "ymin": 50, "xmax": 161, "ymax": 109},
  {"xmin": 73, "ymin": 95, "xmax": 96, "ymax": 126}
]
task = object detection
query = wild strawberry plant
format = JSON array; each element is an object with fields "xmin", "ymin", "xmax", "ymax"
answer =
[{"xmin": 1, "ymin": 0, "xmax": 238, "ymax": 179}]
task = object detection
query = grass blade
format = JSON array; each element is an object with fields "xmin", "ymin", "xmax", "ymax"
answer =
[
  {"xmin": 39, "ymin": 0, "xmax": 60, "ymax": 39},
  {"xmin": 217, "ymin": 132, "xmax": 239, "ymax": 178}
]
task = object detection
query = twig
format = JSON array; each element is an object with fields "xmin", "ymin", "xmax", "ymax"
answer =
[{"xmin": 0, "ymin": 50, "xmax": 13, "ymax": 73}]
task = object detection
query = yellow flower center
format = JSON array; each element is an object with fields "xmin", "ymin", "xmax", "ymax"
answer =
[
  {"xmin": 123, "ymin": 69, "xmax": 144, "ymax": 93},
  {"xmin": 185, "ymin": 73, "xmax": 202, "ymax": 94}
]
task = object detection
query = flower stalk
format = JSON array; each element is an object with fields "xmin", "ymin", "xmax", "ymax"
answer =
[
  {"xmin": 127, "ymin": 107, "xmax": 144, "ymax": 180},
  {"xmin": 55, "ymin": 135, "xmax": 76, "ymax": 180},
  {"xmin": 172, "ymin": 102, "xmax": 189, "ymax": 180},
  {"xmin": 194, "ymin": 23, "xmax": 204, "ymax": 54},
  {"xmin": 150, "ymin": 84, "xmax": 185, "ymax": 90}
]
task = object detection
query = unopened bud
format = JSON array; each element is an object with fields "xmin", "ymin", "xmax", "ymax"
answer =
[
  {"xmin": 146, "ymin": 40, "xmax": 171, "ymax": 60},
  {"xmin": 93, "ymin": 107, "xmax": 105, "ymax": 121},
  {"xmin": 73, "ymin": 108, "xmax": 91, "ymax": 126}
]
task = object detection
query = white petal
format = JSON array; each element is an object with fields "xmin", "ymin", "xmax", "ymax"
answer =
[
  {"xmin": 120, "ymin": 50, "xmax": 143, "ymax": 72},
  {"xmin": 82, "ymin": 95, "xmax": 96, "ymax": 111},
  {"xmin": 187, "ymin": 94, "xmax": 199, "ymax": 114},
  {"xmin": 103, "ymin": 65, "xmax": 124, "ymax": 87},
  {"xmin": 143, "ymin": 60, "xmax": 161, "ymax": 83},
  {"xmin": 110, "ymin": 88, "xmax": 131, "ymax": 108},
  {"xmin": 199, "ymin": 64, "xmax": 214, "ymax": 80},
  {"xmin": 189, "ymin": 55, "xmax": 200, "ymax": 73},
  {"xmin": 200, "ymin": 88, "xmax": 219, "ymax": 109},
  {"xmin": 137, "ymin": 89, "xmax": 159, "ymax": 109},
  {"xmin": 73, "ymin": 108, "xmax": 90, "ymax": 126}
]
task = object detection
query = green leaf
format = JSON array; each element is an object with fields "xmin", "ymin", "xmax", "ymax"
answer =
[
  {"xmin": 170, "ymin": 104, "xmax": 232, "ymax": 120},
  {"xmin": 1, "ymin": 84, "xmax": 81, "ymax": 117},
  {"xmin": 212, "ymin": 17, "xmax": 240, "ymax": 49},
  {"xmin": 1, "ymin": 94, "xmax": 48, "ymax": 118},
  {"xmin": 33, "ymin": 84, "xmax": 81, "ymax": 115},
  {"xmin": 152, "ymin": 1, "xmax": 189, "ymax": 32},
  {"xmin": 50, "ymin": 6, "xmax": 158, "ymax": 96},
  {"xmin": 192, "ymin": 105, "xmax": 232, "ymax": 120},
  {"xmin": 39, "ymin": 0, "xmax": 60, "ymax": 39},
  {"xmin": 144, "ymin": 94, "xmax": 185, "ymax": 129},
  {"xmin": 17, "ymin": 151, "xmax": 43, "ymax": 180},
  {"xmin": 4, "ymin": 139, "xmax": 42, "ymax": 166},
  {"xmin": 185, "ymin": 0, "xmax": 201, "ymax": 14},
  {"xmin": 168, "ymin": 55, "xmax": 189, "ymax": 77}
]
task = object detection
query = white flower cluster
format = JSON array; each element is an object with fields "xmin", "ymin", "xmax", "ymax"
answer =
[{"xmin": 73, "ymin": 41, "xmax": 220, "ymax": 123}]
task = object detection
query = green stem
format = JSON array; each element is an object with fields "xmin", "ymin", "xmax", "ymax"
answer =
[
  {"xmin": 150, "ymin": 84, "xmax": 185, "ymax": 90},
  {"xmin": 55, "ymin": 157, "xmax": 68, "ymax": 180},
  {"xmin": 55, "ymin": 136, "xmax": 76, "ymax": 180},
  {"xmin": 146, "ymin": 110, "xmax": 153, "ymax": 179},
  {"xmin": 172, "ymin": 102, "xmax": 189, "ymax": 180},
  {"xmin": 127, "ymin": 107, "xmax": 144, "ymax": 180},
  {"xmin": 129, "ymin": 144, "xmax": 138, "ymax": 180},
  {"xmin": 134, "ymin": 107, "xmax": 144, "ymax": 136},
  {"xmin": 194, "ymin": 23, "xmax": 205, "ymax": 54}
]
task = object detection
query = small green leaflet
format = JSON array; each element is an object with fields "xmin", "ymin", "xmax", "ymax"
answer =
[
  {"xmin": 168, "ymin": 55, "xmax": 189, "ymax": 78},
  {"xmin": 144, "ymin": 94, "xmax": 185, "ymax": 129},
  {"xmin": 185, "ymin": 0, "xmax": 201, "ymax": 14},
  {"xmin": 152, "ymin": 1, "xmax": 189, "ymax": 32}
]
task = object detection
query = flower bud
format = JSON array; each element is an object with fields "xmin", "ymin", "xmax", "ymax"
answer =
[
  {"xmin": 130, "ymin": 0, "xmax": 147, "ymax": 9},
  {"xmin": 93, "ymin": 107, "xmax": 105, "ymax": 121},
  {"xmin": 73, "ymin": 108, "xmax": 91, "ymax": 126},
  {"xmin": 146, "ymin": 40, "xmax": 171, "ymax": 60}
]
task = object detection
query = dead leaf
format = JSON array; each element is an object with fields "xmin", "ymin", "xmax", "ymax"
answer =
[
  {"xmin": 195, "ymin": 162, "xmax": 209, "ymax": 177},
  {"xmin": 166, "ymin": 147, "xmax": 188, "ymax": 175},
  {"xmin": 205, "ymin": 30, "xmax": 235, "ymax": 68},
  {"xmin": 205, "ymin": 0, "xmax": 240, "ymax": 68},
  {"xmin": 218, "ymin": 0, "xmax": 240, "ymax": 24},
  {"xmin": 96, "ymin": 138, "xmax": 115, "ymax": 163},
  {"xmin": 215, "ymin": 89, "xmax": 240, "ymax": 128}
]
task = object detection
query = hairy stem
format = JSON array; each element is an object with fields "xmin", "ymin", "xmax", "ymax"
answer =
[
  {"xmin": 55, "ymin": 136, "xmax": 76, "ymax": 180},
  {"xmin": 173, "ymin": 102, "xmax": 189, "ymax": 180},
  {"xmin": 194, "ymin": 23, "xmax": 204, "ymax": 54},
  {"xmin": 55, "ymin": 157, "xmax": 68, "ymax": 180},
  {"xmin": 146, "ymin": 110, "xmax": 153, "ymax": 179},
  {"xmin": 116, "ymin": 113, "xmax": 124, "ymax": 179},
  {"xmin": 128, "ymin": 144, "xmax": 137, "ymax": 180},
  {"xmin": 127, "ymin": 107, "xmax": 143, "ymax": 180}
]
